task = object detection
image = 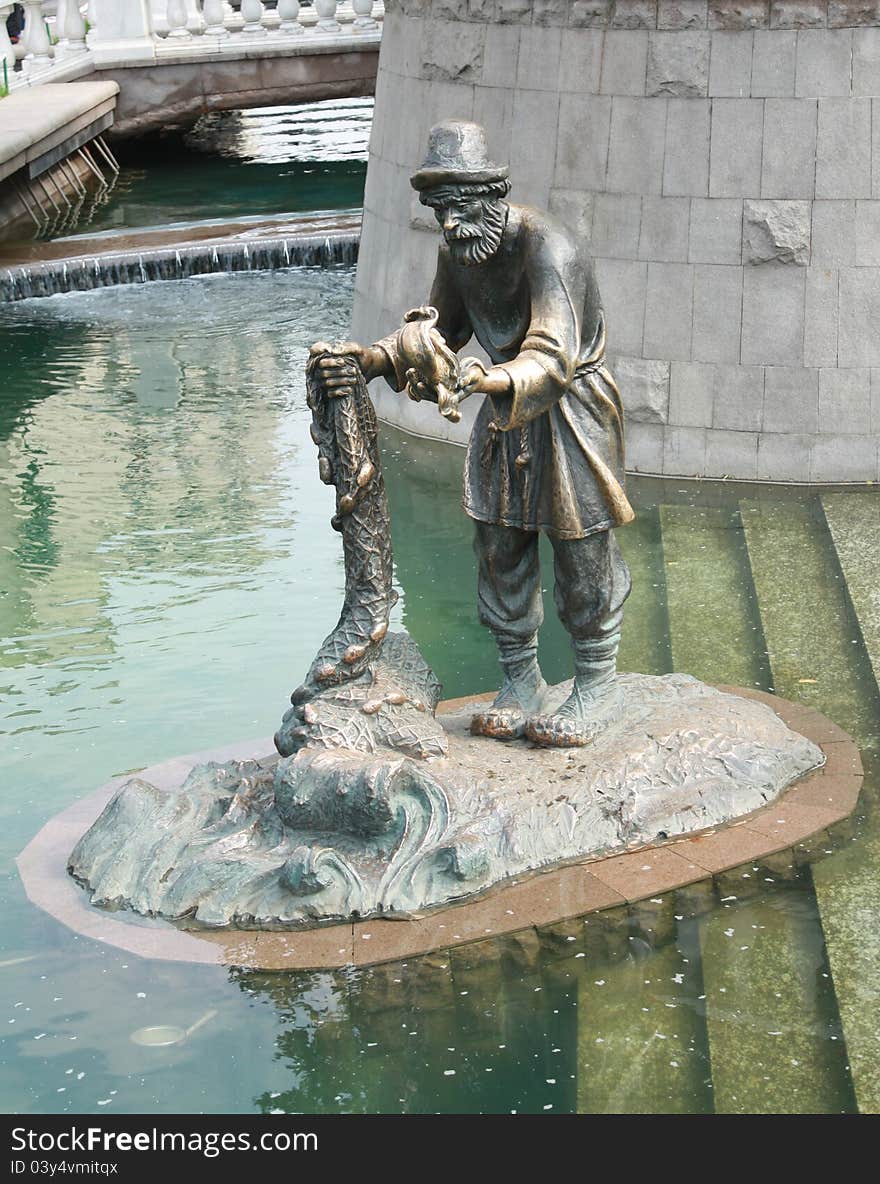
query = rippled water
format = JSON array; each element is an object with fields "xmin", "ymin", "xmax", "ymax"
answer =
[
  {"xmin": 1, "ymin": 270, "xmax": 878, "ymax": 1115},
  {"xmin": 189, "ymin": 101, "xmax": 372, "ymax": 165},
  {"xmin": 53, "ymin": 98, "xmax": 371, "ymax": 241}
]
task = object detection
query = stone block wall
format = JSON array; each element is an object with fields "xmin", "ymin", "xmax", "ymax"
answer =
[{"xmin": 351, "ymin": 0, "xmax": 880, "ymax": 481}]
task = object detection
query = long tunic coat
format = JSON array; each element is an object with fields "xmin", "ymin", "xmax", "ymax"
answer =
[{"xmin": 380, "ymin": 204, "xmax": 634, "ymax": 540}]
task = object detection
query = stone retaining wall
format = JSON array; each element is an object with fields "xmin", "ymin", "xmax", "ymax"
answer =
[{"xmin": 351, "ymin": 0, "xmax": 880, "ymax": 481}]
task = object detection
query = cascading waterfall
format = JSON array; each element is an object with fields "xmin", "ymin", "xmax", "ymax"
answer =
[{"xmin": 0, "ymin": 232, "xmax": 359, "ymax": 302}]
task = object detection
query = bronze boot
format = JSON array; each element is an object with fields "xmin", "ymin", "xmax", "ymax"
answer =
[
  {"xmin": 471, "ymin": 634, "xmax": 547, "ymax": 741},
  {"xmin": 525, "ymin": 633, "xmax": 622, "ymax": 748}
]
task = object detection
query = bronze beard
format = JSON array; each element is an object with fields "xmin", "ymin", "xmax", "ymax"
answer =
[{"xmin": 447, "ymin": 198, "xmax": 508, "ymax": 267}]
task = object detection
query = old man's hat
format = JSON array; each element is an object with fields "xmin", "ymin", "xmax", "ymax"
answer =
[{"xmin": 410, "ymin": 120, "xmax": 509, "ymax": 191}]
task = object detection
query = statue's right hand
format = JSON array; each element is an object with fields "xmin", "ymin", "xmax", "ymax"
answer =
[
  {"xmin": 310, "ymin": 341, "xmax": 388, "ymax": 390},
  {"xmin": 312, "ymin": 350, "xmax": 361, "ymax": 397}
]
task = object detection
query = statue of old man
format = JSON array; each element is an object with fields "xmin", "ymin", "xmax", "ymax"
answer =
[{"xmin": 317, "ymin": 120, "xmax": 635, "ymax": 747}]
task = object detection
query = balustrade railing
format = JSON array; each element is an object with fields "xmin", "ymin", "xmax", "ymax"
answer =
[
  {"xmin": 21, "ymin": 0, "xmax": 54, "ymax": 73},
  {"xmin": 277, "ymin": 1, "xmax": 303, "ymax": 36},
  {"xmin": 147, "ymin": 1, "xmax": 383, "ymax": 43},
  {"xmin": 55, "ymin": 0, "xmax": 88, "ymax": 57},
  {"xmin": 1, "ymin": 6, "xmax": 17, "ymax": 82},
  {"xmin": 2, "ymin": 0, "xmax": 383, "ymax": 91}
]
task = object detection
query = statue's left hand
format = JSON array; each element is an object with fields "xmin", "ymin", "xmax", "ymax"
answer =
[{"xmin": 458, "ymin": 358, "xmax": 513, "ymax": 399}]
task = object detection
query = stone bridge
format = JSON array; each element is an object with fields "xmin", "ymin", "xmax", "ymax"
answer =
[{"xmin": 3, "ymin": 2, "xmax": 383, "ymax": 138}]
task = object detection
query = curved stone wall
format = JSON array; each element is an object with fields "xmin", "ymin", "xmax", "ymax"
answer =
[{"xmin": 351, "ymin": 0, "xmax": 880, "ymax": 481}]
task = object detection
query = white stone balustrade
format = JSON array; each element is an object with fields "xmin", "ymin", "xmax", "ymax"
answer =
[
  {"xmin": 314, "ymin": 1, "xmax": 340, "ymax": 32},
  {"xmin": 144, "ymin": 1, "xmax": 382, "ymax": 43},
  {"xmin": 352, "ymin": 0, "xmax": 377, "ymax": 31},
  {"xmin": 165, "ymin": 0, "xmax": 191, "ymax": 39},
  {"xmin": 149, "ymin": 0, "xmax": 200, "ymax": 36},
  {"xmin": 21, "ymin": 0, "xmax": 54, "ymax": 73},
  {"xmin": 4, "ymin": 0, "xmax": 383, "ymax": 90},
  {"xmin": 239, "ymin": 0, "xmax": 267, "ymax": 38},
  {"xmin": 203, "ymin": 0, "xmax": 229, "ymax": 38},
  {"xmin": 276, "ymin": 1, "xmax": 302, "ymax": 36},
  {"xmin": 87, "ymin": 0, "xmax": 155, "ymax": 63},
  {"xmin": 1, "ymin": 5, "xmax": 17, "ymax": 79},
  {"xmin": 55, "ymin": 0, "xmax": 88, "ymax": 57}
]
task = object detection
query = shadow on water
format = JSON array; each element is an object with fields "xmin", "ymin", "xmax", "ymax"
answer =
[{"xmin": 230, "ymin": 894, "xmax": 719, "ymax": 1115}]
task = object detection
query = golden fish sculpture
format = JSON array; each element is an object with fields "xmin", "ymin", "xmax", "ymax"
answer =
[{"xmin": 397, "ymin": 306, "xmax": 483, "ymax": 423}]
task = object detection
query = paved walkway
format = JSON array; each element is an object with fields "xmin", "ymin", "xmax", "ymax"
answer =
[{"xmin": 0, "ymin": 81, "xmax": 119, "ymax": 184}]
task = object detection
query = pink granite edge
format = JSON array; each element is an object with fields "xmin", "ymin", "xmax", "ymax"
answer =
[{"xmin": 14, "ymin": 692, "xmax": 862, "ymax": 970}]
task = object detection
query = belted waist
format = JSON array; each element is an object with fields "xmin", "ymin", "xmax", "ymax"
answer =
[{"xmin": 573, "ymin": 310, "xmax": 610, "ymax": 381}]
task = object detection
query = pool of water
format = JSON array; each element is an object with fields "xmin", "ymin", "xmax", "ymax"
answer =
[
  {"xmin": 50, "ymin": 98, "xmax": 371, "ymax": 243},
  {"xmin": 0, "ymin": 269, "xmax": 878, "ymax": 1115}
]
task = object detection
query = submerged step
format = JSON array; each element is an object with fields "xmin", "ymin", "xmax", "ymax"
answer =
[
  {"xmin": 814, "ymin": 493, "xmax": 880, "ymax": 1113},
  {"xmin": 659, "ymin": 504, "xmax": 769, "ymax": 689},
  {"xmin": 741, "ymin": 497, "xmax": 880, "ymax": 1114},
  {"xmin": 740, "ymin": 499, "xmax": 878, "ymax": 748},
  {"xmin": 810, "ymin": 813, "xmax": 880, "ymax": 1115},
  {"xmin": 698, "ymin": 889, "xmax": 852, "ymax": 1114},
  {"xmin": 576, "ymin": 933, "xmax": 712, "ymax": 1114},
  {"xmin": 664, "ymin": 498, "xmax": 849, "ymax": 1111},
  {"xmin": 0, "ymin": 233, "xmax": 360, "ymax": 301},
  {"xmin": 821, "ymin": 492, "xmax": 880, "ymax": 700},
  {"xmin": 616, "ymin": 508, "xmax": 672, "ymax": 678}
]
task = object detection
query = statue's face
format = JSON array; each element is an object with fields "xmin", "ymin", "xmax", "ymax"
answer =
[{"xmin": 425, "ymin": 188, "xmax": 507, "ymax": 267}]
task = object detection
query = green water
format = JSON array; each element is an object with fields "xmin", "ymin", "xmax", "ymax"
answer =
[
  {"xmin": 0, "ymin": 270, "xmax": 878, "ymax": 1114},
  {"xmin": 51, "ymin": 100, "xmax": 370, "ymax": 243}
]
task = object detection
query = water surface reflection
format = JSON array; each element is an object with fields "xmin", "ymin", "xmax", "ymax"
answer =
[{"xmin": 0, "ymin": 269, "xmax": 877, "ymax": 1114}]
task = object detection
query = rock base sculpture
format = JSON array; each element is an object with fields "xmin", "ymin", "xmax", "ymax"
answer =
[
  {"xmin": 67, "ymin": 339, "xmax": 823, "ymax": 931},
  {"xmin": 68, "ymin": 674, "xmax": 822, "ymax": 929}
]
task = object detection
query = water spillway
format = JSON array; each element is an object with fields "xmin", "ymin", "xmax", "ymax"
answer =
[{"xmin": 0, "ymin": 230, "xmax": 359, "ymax": 302}]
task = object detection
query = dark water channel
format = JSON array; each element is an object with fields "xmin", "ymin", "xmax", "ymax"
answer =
[
  {"xmin": 44, "ymin": 99, "xmax": 371, "ymax": 245},
  {"xmin": 0, "ymin": 269, "xmax": 877, "ymax": 1114}
]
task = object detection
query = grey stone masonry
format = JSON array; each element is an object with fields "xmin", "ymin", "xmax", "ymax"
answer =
[
  {"xmin": 664, "ymin": 100, "xmax": 711, "ymax": 194},
  {"xmin": 610, "ymin": 355, "xmax": 672, "ymax": 419},
  {"xmin": 709, "ymin": 100, "xmax": 764, "ymax": 196},
  {"xmin": 382, "ymin": 0, "xmax": 880, "ymax": 25},
  {"xmin": 743, "ymin": 199, "xmax": 812, "ymax": 263},
  {"xmin": 692, "ymin": 264, "xmax": 743, "ymax": 359},
  {"xmin": 646, "ymin": 31, "xmax": 711, "ymax": 94},
  {"xmin": 761, "ymin": 99, "xmax": 817, "ymax": 197},
  {"xmin": 659, "ymin": 1, "xmax": 710, "ymax": 28},
  {"xmin": 709, "ymin": 31, "xmax": 755, "ymax": 93},
  {"xmin": 752, "ymin": 29, "xmax": 797, "ymax": 92},
  {"xmin": 357, "ymin": 3, "xmax": 880, "ymax": 481}
]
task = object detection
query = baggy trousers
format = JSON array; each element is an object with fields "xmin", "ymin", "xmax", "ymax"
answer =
[{"xmin": 473, "ymin": 521, "xmax": 632, "ymax": 671}]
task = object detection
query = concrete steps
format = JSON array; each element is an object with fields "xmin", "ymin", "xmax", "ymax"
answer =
[
  {"xmin": 821, "ymin": 493, "xmax": 880, "ymax": 701},
  {"xmin": 698, "ymin": 891, "xmax": 851, "ymax": 1113},
  {"xmin": 740, "ymin": 499, "xmax": 879, "ymax": 746},
  {"xmin": 616, "ymin": 507, "xmax": 672, "ymax": 677},
  {"xmin": 814, "ymin": 493, "xmax": 880, "ymax": 1113},
  {"xmin": 810, "ymin": 813, "xmax": 880, "ymax": 1114},
  {"xmin": 576, "ymin": 937, "xmax": 712, "ymax": 1114},
  {"xmin": 659, "ymin": 503, "xmax": 769, "ymax": 690},
  {"xmin": 661, "ymin": 498, "xmax": 853, "ymax": 1111},
  {"xmin": 741, "ymin": 497, "xmax": 879, "ymax": 1113}
]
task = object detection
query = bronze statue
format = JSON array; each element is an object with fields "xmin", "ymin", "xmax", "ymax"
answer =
[
  {"xmin": 67, "ymin": 128, "xmax": 828, "ymax": 926},
  {"xmin": 316, "ymin": 120, "xmax": 635, "ymax": 748}
]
